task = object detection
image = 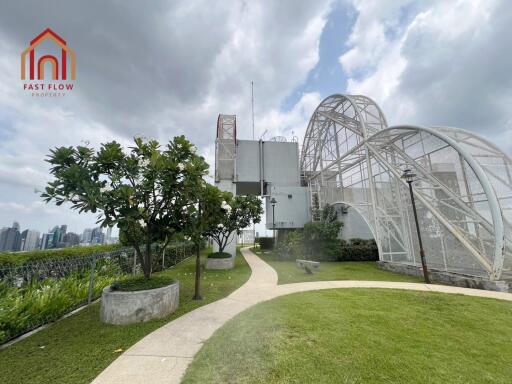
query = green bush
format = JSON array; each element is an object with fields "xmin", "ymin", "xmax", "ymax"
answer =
[
  {"xmin": 303, "ymin": 221, "xmax": 343, "ymax": 261},
  {"xmin": 259, "ymin": 237, "xmax": 274, "ymax": 250},
  {"xmin": 0, "ymin": 241, "xmax": 196, "ymax": 344},
  {"xmin": 207, "ymin": 252, "xmax": 232, "ymax": 259},
  {"xmin": 276, "ymin": 231, "xmax": 304, "ymax": 261},
  {"xmin": 338, "ymin": 239, "xmax": 378, "ymax": 261},
  {"xmin": 0, "ymin": 263, "xmax": 122, "ymax": 344},
  {"xmin": 0, "ymin": 244, "xmax": 123, "ymax": 267},
  {"xmin": 272, "ymin": 227, "xmax": 378, "ymax": 262}
]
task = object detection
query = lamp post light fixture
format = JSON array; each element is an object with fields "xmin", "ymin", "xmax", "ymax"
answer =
[
  {"xmin": 401, "ymin": 168, "xmax": 431, "ymax": 284},
  {"xmin": 270, "ymin": 197, "xmax": 277, "ymax": 248}
]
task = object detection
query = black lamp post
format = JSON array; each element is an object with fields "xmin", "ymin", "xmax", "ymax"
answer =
[
  {"xmin": 402, "ymin": 169, "xmax": 431, "ymax": 284},
  {"xmin": 270, "ymin": 197, "xmax": 277, "ymax": 248},
  {"xmin": 193, "ymin": 200, "xmax": 203, "ymax": 300}
]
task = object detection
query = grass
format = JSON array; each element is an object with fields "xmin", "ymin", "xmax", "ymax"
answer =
[
  {"xmin": 183, "ymin": 289, "xmax": 512, "ymax": 384},
  {"xmin": 251, "ymin": 247, "xmax": 422, "ymax": 284},
  {"xmin": 113, "ymin": 275, "xmax": 176, "ymax": 291},
  {"xmin": 0, "ymin": 248, "xmax": 250, "ymax": 384}
]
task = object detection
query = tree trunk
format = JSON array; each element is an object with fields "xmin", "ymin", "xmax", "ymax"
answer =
[
  {"xmin": 218, "ymin": 236, "xmax": 224, "ymax": 253},
  {"xmin": 144, "ymin": 241, "xmax": 152, "ymax": 279},
  {"xmin": 133, "ymin": 245, "xmax": 147, "ymax": 275},
  {"xmin": 193, "ymin": 240, "xmax": 202, "ymax": 300}
]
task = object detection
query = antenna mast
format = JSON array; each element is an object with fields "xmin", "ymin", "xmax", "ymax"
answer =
[{"xmin": 251, "ymin": 81, "xmax": 255, "ymax": 140}]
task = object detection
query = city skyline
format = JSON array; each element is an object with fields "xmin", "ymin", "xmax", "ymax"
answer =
[{"xmin": 0, "ymin": 220, "xmax": 117, "ymax": 252}]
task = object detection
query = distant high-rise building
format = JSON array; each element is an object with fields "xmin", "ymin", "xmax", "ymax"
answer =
[
  {"xmin": 20, "ymin": 229, "xmax": 40, "ymax": 251},
  {"xmin": 40, "ymin": 233, "xmax": 53, "ymax": 250},
  {"xmin": 0, "ymin": 222, "xmax": 21, "ymax": 251},
  {"xmin": 91, "ymin": 227, "xmax": 104, "ymax": 244},
  {"xmin": 82, "ymin": 228, "xmax": 93, "ymax": 243},
  {"xmin": 45, "ymin": 224, "xmax": 68, "ymax": 248},
  {"xmin": 63, "ymin": 232, "xmax": 80, "ymax": 247}
]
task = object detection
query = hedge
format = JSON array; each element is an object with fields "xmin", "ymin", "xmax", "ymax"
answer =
[
  {"xmin": 338, "ymin": 240, "xmax": 378, "ymax": 261},
  {"xmin": 258, "ymin": 237, "xmax": 274, "ymax": 250},
  {"xmin": 278, "ymin": 232, "xmax": 378, "ymax": 262},
  {"xmin": 0, "ymin": 244, "xmax": 123, "ymax": 267}
]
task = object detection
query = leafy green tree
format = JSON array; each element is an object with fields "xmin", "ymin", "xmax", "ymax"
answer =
[
  {"xmin": 202, "ymin": 191, "xmax": 263, "ymax": 254},
  {"xmin": 42, "ymin": 136, "xmax": 208, "ymax": 278}
]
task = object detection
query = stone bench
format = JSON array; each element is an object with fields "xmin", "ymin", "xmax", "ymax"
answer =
[{"xmin": 296, "ymin": 259, "xmax": 320, "ymax": 274}]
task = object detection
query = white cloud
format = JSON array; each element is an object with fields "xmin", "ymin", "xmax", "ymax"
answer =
[
  {"xmin": 0, "ymin": 0, "xmax": 333, "ymax": 232},
  {"xmin": 339, "ymin": 0, "xmax": 512, "ymax": 154},
  {"xmin": 257, "ymin": 92, "xmax": 322, "ymax": 141}
]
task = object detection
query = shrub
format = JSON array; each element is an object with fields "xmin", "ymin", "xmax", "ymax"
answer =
[
  {"xmin": 303, "ymin": 221, "xmax": 343, "ymax": 261},
  {"xmin": 259, "ymin": 237, "xmax": 274, "ymax": 250},
  {"xmin": 207, "ymin": 252, "xmax": 232, "ymax": 259},
  {"xmin": 0, "ymin": 244, "xmax": 123, "ymax": 267},
  {"xmin": 112, "ymin": 276, "xmax": 175, "ymax": 292},
  {"xmin": 338, "ymin": 239, "xmax": 378, "ymax": 261},
  {"xmin": 276, "ymin": 231, "xmax": 303, "ymax": 261},
  {"xmin": 0, "ymin": 270, "xmax": 121, "ymax": 344}
]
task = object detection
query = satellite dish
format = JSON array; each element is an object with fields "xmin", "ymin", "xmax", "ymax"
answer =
[{"xmin": 269, "ymin": 136, "xmax": 287, "ymax": 142}]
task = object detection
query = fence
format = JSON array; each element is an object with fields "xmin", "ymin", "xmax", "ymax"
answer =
[{"xmin": 0, "ymin": 242, "xmax": 195, "ymax": 345}]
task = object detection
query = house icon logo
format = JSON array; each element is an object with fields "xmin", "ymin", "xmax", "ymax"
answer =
[{"xmin": 21, "ymin": 28, "xmax": 76, "ymax": 81}]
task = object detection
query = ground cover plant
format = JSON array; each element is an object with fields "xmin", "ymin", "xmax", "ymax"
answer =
[
  {"xmin": 112, "ymin": 275, "xmax": 175, "ymax": 292},
  {"xmin": 183, "ymin": 289, "xmax": 512, "ymax": 384},
  {"xmin": 0, "ymin": 248, "xmax": 250, "ymax": 384},
  {"xmin": 207, "ymin": 252, "xmax": 232, "ymax": 259},
  {"xmin": 0, "ymin": 258, "xmax": 124, "ymax": 343},
  {"xmin": 252, "ymin": 247, "xmax": 421, "ymax": 284},
  {"xmin": 0, "ymin": 242, "xmax": 194, "ymax": 344}
]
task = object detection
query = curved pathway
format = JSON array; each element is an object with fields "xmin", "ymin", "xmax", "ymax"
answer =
[{"xmin": 92, "ymin": 248, "xmax": 512, "ymax": 384}]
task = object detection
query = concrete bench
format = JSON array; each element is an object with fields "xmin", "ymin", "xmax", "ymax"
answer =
[{"xmin": 296, "ymin": 259, "xmax": 320, "ymax": 274}]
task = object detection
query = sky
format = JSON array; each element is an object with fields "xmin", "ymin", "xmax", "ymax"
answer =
[{"xmin": 0, "ymin": 0, "xmax": 511, "ymax": 235}]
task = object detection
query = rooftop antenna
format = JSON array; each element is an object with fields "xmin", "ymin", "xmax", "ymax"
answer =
[{"xmin": 251, "ymin": 81, "xmax": 255, "ymax": 140}]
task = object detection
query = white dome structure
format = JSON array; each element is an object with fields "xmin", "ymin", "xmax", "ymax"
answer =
[{"xmin": 300, "ymin": 94, "xmax": 512, "ymax": 280}]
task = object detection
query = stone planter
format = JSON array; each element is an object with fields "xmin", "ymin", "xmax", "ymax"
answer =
[
  {"xmin": 100, "ymin": 281, "xmax": 179, "ymax": 325},
  {"xmin": 206, "ymin": 255, "xmax": 235, "ymax": 270}
]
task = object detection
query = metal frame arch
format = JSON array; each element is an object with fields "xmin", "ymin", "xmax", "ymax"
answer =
[
  {"xmin": 433, "ymin": 125, "xmax": 512, "ymax": 164},
  {"xmin": 299, "ymin": 93, "xmax": 512, "ymax": 281},
  {"xmin": 300, "ymin": 94, "xmax": 388, "ymax": 175},
  {"xmin": 367, "ymin": 125, "xmax": 505, "ymax": 280}
]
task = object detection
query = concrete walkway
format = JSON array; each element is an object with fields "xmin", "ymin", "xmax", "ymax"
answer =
[{"xmin": 92, "ymin": 248, "xmax": 512, "ymax": 384}]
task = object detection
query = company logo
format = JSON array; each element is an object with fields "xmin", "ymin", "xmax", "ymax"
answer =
[{"xmin": 21, "ymin": 28, "xmax": 75, "ymax": 96}]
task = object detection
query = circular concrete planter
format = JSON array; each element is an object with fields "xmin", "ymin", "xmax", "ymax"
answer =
[
  {"xmin": 206, "ymin": 255, "xmax": 235, "ymax": 270},
  {"xmin": 100, "ymin": 281, "xmax": 179, "ymax": 325}
]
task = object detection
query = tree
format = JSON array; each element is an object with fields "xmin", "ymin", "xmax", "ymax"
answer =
[
  {"xmin": 182, "ymin": 184, "xmax": 262, "ymax": 300},
  {"xmin": 202, "ymin": 191, "xmax": 263, "ymax": 254},
  {"xmin": 42, "ymin": 136, "xmax": 208, "ymax": 278},
  {"xmin": 303, "ymin": 206, "xmax": 343, "ymax": 260}
]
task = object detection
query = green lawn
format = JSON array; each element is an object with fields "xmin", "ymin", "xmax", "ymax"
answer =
[
  {"xmin": 251, "ymin": 248, "xmax": 422, "ymax": 284},
  {"xmin": 183, "ymin": 289, "xmax": 512, "ymax": 384},
  {"xmin": 0, "ymin": 248, "xmax": 250, "ymax": 384}
]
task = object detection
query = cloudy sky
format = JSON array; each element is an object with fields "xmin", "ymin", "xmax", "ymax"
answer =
[{"xmin": 0, "ymin": 0, "xmax": 511, "ymax": 235}]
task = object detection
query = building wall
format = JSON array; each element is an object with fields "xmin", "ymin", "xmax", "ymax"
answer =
[
  {"xmin": 235, "ymin": 140, "xmax": 300, "ymax": 192},
  {"xmin": 21, "ymin": 229, "xmax": 40, "ymax": 251},
  {"xmin": 339, "ymin": 207, "xmax": 374, "ymax": 241},
  {"xmin": 265, "ymin": 185, "xmax": 310, "ymax": 229}
]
